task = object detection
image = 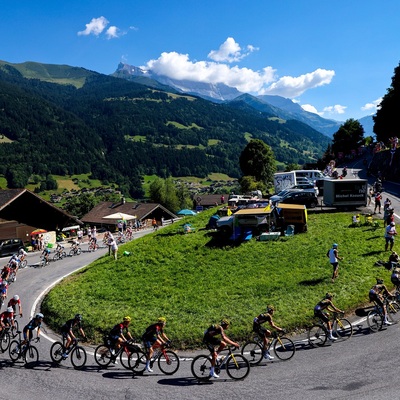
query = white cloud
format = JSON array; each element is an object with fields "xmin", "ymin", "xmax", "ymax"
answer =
[
  {"xmin": 141, "ymin": 38, "xmax": 335, "ymax": 98},
  {"xmin": 207, "ymin": 37, "xmax": 258, "ymax": 63},
  {"xmin": 260, "ymin": 68, "xmax": 335, "ymax": 98},
  {"xmin": 78, "ymin": 16, "xmax": 109, "ymax": 36},
  {"xmin": 301, "ymin": 103, "xmax": 347, "ymax": 117},
  {"xmin": 361, "ymin": 97, "xmax": 382, "ymax": 112},
  {"xmin": 142, "ymin": 52, "xmax": 276, "ymax": 93},
  {"xmin": 301, "ymin": 104, "xmax": 323, "ymax": 116},
  {"xmin": 106, "ymin": 26, "xmax": 119, "ymax": 39}
]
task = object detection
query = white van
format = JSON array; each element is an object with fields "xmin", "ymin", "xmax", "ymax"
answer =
[{"xmin": 294, "ymin": 170, "xmax": 324, "ymax": 183}]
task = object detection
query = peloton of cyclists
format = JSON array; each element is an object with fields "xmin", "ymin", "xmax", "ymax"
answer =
[
  {"xmin": 203, "ymin": 319, "xmax": 240, "ymax": 379},
  {"xmin": 60, "ymin": 314, "xmax": 86, "ymax": 359},
  {"xmin": 314, "ymin": 293, "xmax": 344, "ymax": 340},
  {"xmin": 142, "ymin": 316, "xmax": 170, "ymax": 373},
  {"xmin": 252, "ymin": 305, "xmax": 285, "ymax": 360}
]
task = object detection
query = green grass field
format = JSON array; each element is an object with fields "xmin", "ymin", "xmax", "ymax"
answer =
[{"xmin": 42, "ymin": 207, "xmax": 390, "ymax": 349}]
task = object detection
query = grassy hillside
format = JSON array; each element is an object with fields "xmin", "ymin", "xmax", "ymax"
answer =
[{"xmin": 42, "ymin": 207, "xmax": 389, "ymax": 349}]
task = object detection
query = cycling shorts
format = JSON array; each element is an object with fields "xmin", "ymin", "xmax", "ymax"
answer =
[
  {"xmin": 142, "ymin": 335, "xmax": 157, "ymax": 349},
  {"xmin": 314, "ymin": 310, "xmax": 329, "ymax": 323},
  {"xmin": 203, "ymin": 336, "xmax": 221, "ymax": 353},
  {"xmin": 253, "ymin": 323, "xmax": 268, "ymax": 336}
]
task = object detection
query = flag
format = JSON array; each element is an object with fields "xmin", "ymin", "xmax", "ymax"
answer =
[
  {"xmin": 227, "ymin": 208, "xmax": 232, "ymax": 216},
  {"xmin": 263, "ymin": 204, "xmax": 271, "ymax": 212}
]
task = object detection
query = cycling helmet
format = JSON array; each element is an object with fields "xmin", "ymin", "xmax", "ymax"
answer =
[
  {"xmin": 266, "ymin": 305, "xmax": 274, "ymax": 313},
  {"xmin": 220, "ymin": 319, "xmax": 230, "ymax": 326},
  {"xmin": 74, "ymin": 314, "xmax": 83, "ymax": 321},
  {"xmin": 158, "ymin": 317, "xmax": 166, "ymax": 324},
  {"xmin": 332, "ymin": 243, "xmax": 338, "ymax": 249},
  {"xmin": 13, "ymin": 295, "xmax": 19, "ymax": 301},
  {"xmin": 36, "ymin": 313, "xmax": 44, "ymax": 319},
  {"xmin": 325, "ymin": 292, "xmax": 333, "ymax": 299},
  {"xmin": 376, "ymin": 278, "xmax": 384, "ymax": 284},
  {"xmin": 7, "ymin": 306, "xmax": 13, "ymax": 313},
  {"xmin": 123, "ymin": 316, "xmax": 131, "ymax": 322},
  {"xmin": 390, "ymin": 222, "xmax": 395, "ymax": 226}
]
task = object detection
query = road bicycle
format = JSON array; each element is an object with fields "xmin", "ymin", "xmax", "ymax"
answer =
[
  {"xmin": 191, "ymin": 345, "xmax": 250, "ymax": 381},
  {"xmin": 94, "ymin": 338, "xmax": 143, "ymax": 371},
  {"xmin": 50, "ymin": 337, "xmax": 87, "ymax": 369},
  {"xmin": 9, "ymin": 331, "xmax": 40, "ymax": 366},
  {"xmin": 0, "ymin": 326, "xmax": 15, "ymax": 352},
  {"xmin": 241, "ymin": 330, "xmax": 295, "ymax": 366},
  {"xmin": 68, "ymin": 245, "xmax": 82, "ymax": 257},
  {"xmin": 53, "ymin": 245, "xmax": 67, "ymax": 261},
  {"xmin": 87, "ymin": 241, "xmax": 99, "ymax": 252},
  {"xmin": 129, "ymin": 342, "xmax": 180, "ymax": 375},
  {"xmin": 39, "ymin": 255, "xmax": 50, "ymax": 267},
  {"xmin": 367, "ymin": 296, "xmax": 400, "ymax": 332},
  {"xmin": 308, "ymin": 312, "xmax": 353, "ymax": 347}
]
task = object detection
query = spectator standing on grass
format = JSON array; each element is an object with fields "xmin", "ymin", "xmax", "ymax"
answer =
[
  {"xmin": 385, "ymin": 221, "xmax": 397, "ymax": 252},
  {"xmin": 327, "ymin": 243, "xmax": 343, "ymax": 283},
  {"xmin": 108, "ymin": 237, "xmax": 118, "ymax": 260},
  {"xmin": 374, "ymin": 192, "xmax": 382, "ymax": 214}
]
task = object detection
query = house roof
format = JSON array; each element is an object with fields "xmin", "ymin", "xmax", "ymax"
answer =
[
  {"xmin": 0, "ymin": 189, "xmax": 81, "ymax": 230},
  {"xmin": 81, "ymin": 201, "xmax": 178, "ymax": 225}
]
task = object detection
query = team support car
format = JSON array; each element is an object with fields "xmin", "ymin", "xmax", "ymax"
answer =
[{"xmin": 277, "ymin": 191, "xmax": 319, "ymax": 209}]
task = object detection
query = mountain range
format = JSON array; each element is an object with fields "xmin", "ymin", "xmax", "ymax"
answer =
[
  {"xmin": 0, "ymin": 60, "xmax": 349, "ymax": 196},
  {"xmin": 113, "ymin": 62, "xmax": 374, "ymax": 138}
]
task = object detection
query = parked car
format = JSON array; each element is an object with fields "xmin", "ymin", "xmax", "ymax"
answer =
[
  {"xmin": 277, "ymin": 191, "xmax": 319, "ymax": 208},
  {"xmin": 290, "ymin": 183, "xmax": 319, "ymax": 196},
  {"xmin": 0, "ymin": 238, "xmax": 24, "ymax": 257},
  {"xmin": 270, "ymin": 189, "xmax": 302, "ymax": 204}
]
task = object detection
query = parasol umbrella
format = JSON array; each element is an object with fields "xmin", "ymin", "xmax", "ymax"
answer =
[
  {"xmin": 177, "ymin": 209, "xmax": 197, "ymax": 216},
  {"xmin": 103, "ymin": 212, "xmax": 137, "ymax": 221},
  {"xmin": 30, "ymin": 228, "xmax": 47, "ymax": 236}
]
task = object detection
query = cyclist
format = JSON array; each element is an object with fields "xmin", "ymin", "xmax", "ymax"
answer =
[
  {"xmin": 22, "ymin": 313, "xmax": 43, "ymax": 345},
  {"xmin": 391, "ymin": 267, "xmax": 400, "ymax": 290},
  {"xmin": 60, "ymin": 314, "xmax": 86, "ymax": 358},
  {"xmin": 252, "ymin": 305, "xmax": 285, "ymax": 360},
  {"xmin": 0, "ymin": 279, "xmax": 8, "ymax": 305},
  {"xmin": 369, "ymin": 278, "xmax": 393, "ymax": 325},
  {"xmin": 18, "ymin": 247, "xmax": 27, "ymax": 262},
  {"xmin": 109, "ymin": 316, "xmax": 133, "ymax": 357},
  {"xmin": 8, "ymin": 254, "xmax": 20, "ymax": 280},
  {"xmin": 8, "ymin": 294, "xmax": 23, "ymax": 317},
  {"xmin": 142, "ymin": 316, "xmax": 170, "ymax": 373},
  {"xmin": 41, "ymin": 247, "xmax": 51, "ymax": 264},
  {"xmin": 1, "ymin": 264, "xmax": 11, "ymax": 281},
  {"xmin": 314, "ymin": 293, "xmax": 344, "ymax": 340},
  {"xmin": 203, "ymin": 319, "xmax": 240, "ymax": 379},
  {"xmin": 0, "ymin": 306, "xmax": 15, "ymax": 333}
]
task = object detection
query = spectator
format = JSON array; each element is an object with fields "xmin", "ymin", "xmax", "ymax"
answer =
[
  {"xmin": 77, "ymin": 228, "xmax": 83, "ymax": 243},
  {"xmin": 374, "ymin": 192, "xmax": 382, "ymax": 214},
  {"xmin": 326, "ymin": 243, "xmax": 343, "ymax": 283},
  {"xmin": 385, "ymin": 221, "xmax": 397, "ymax": 252},
  {"xmin": 108, "ymin": 237, "xmax": 118, "ymax": 260},
  {"xmin": 152, "ymin": 218, "xmax": 158, "ymax": 231}
]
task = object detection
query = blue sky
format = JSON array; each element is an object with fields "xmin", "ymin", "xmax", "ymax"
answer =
[{"xmin": 1, "ymin": 1, "xmax": 400, "ymax": 121}]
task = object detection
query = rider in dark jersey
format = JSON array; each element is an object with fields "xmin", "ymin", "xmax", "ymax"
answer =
[
  {"xmin": 203, "ymin": 319, "xmax": 239, "ymax": 379},
  {"xmin": 314, "ymin": 293, "xmax": 343, "ymax": 340},
  {"xmin": 109, "ymin": 316, "xmax": 133, "ymax": 354},
  {"xmin": 60, "ymin": 314, "xmax": 86, "ymax": 358},
  {"xmin": 369, "ymin": 278, "xmax": 392, "ymax": 325},
  {"xmin": 141, "ymin": 317, "xmax": 170, "ymax": 373},
  {"xmin": 253, "ymin": 305, "xmax": 284, "ymax": 360}
]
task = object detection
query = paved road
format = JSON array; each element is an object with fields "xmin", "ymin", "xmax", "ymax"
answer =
[{"xmin": 2, "ymin": 214, "xmax": 400, "ymax": 398}]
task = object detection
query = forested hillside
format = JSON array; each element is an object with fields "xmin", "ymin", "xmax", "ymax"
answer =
[{"xmin": 0, "ymin": 62, "xmax": 331, "ymax": 197}]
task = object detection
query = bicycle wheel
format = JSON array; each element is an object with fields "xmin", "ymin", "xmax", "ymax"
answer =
[
  {"xmin": 68, "ymin": 250, "xmax": 75, "ymax": 257},
  {"xmin": 53, "ymin": 253, "xmax": 60, "ymax": 262},
  {"xmin": 333, "ymin": 318, "xmax": 353, "ymax": 340},
  {"xmin": 94, "ymin": 345, "xmax": 113, "ymax": 367},
  {"xmin": 0, "ymin": 331, "xmax": 11, "ymax": 352},
  {"xmin": 9, "ymin": 340, "xmax": 20, "ymax": 362},
  {"xmin": 12, "ymin": 320, "xmax": 19, "ymax": 336},
  {"xmin": 76, "ymin": 248, "xmax": 82, "ymax": 255},
  {"xmin": 273, "ymin": 337, "xmax": 296, "ymax": 360},
  {"xmin": 71, "ymin": 346, "xmax": 87, "ymax": 369},
  {"xmin": 61, "ymin": 251, "xmax": 67, "ymax": 259},
  {"xmin": 308, "ymin": 324, "xmax": 327, "ymax": 347},
  {"xmin": 226, "ymin": 354, "xmax": 250, "ymax": 380},
  {"xmin": 158, "ymin": 350, "xmax": 180, "ymax": 375},
  {"xmin": 24, "ymin": 345, "xmax": 39, "ymax": 366},
  {"xmin": 50, "ymin": 341, "xmax": 64, "ymax": 364},
  {"xmin": 88, "ymin": 245, "xmax": 94, "ymax": 252},
  {"xmin": 367, "ymin": 310, "xmax": 383, "ymax": 332},
  {"xmin": 120, "ymin": 348, "xmax": 132, "ymax": 370},
  {"xmin": 241, "ymin": 340, "xmax": 263, "ymax": 366},
  {"xmin": 20, "ymin": 259, "xmax": 28, "ymax": 269},
  {"xmin": 191, "ymin": 354, "xmax": 212, "ymax": 381},
  {"xmin": 387, "ymin": 301, "xmax": 400, "ymax": 324},
  {"xmin": 128, "ymin": 350, "xmax": 147, "ymax": 373}
]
